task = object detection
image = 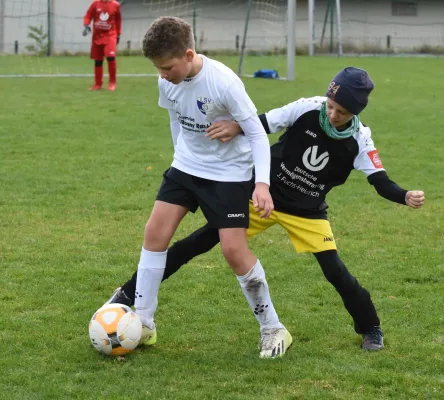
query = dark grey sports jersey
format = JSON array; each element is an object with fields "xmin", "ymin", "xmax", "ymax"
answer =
[{"xmin": 263, "ymin": 97, "xmax": 385, "ymax": 219}]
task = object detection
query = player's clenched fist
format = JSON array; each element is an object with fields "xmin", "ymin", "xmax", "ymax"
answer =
[{"xmin": 405, "ymin": 190, "xmax": 425, "ymax": 209}]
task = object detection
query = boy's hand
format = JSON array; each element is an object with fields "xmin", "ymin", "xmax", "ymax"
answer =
[
  {"xmin": 252, "ymin": 182, "xmax": 274, "ymax": 218},
  {"xmin": 405, "ymin": 190, "xmax": 425, "ymax": 209},
  {"xmin": 83, "ymin": 25, "xmax": 91, "ymax": 36},
  {"xmin": 205, "ymin": 120, "xmax": 242, "ymax": 143}
]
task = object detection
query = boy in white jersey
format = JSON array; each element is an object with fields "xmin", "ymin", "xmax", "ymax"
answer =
[{"xmin": 134, "ymin": 16, "xmax": 292, "ymax": 358}]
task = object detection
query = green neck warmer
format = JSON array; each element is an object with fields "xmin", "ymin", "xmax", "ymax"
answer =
[{"xmin": 319, "ymin": 101, "xmax": 359, "ymax": 140}]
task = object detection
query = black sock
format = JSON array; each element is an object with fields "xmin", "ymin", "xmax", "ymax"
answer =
[
  {"xmin": 121, "ymin": 224, "xmax": 220, "ymax": 306},
  {"xmin": 314, "ymin": 250, "xmax": 381, "ymax": 334}
]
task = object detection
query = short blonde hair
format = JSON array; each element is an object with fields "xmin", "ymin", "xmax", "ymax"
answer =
[{"xmin": 142, "ymin": 16, "xmax": 195, "ymax": 59}]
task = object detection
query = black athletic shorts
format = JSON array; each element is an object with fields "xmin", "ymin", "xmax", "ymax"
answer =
[{"xmin": 156, "ymin": 167, "xmax": 252, "ymax": 229}]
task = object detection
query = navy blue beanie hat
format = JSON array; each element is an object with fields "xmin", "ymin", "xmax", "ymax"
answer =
[{"xmin": 326, "ymin": 67, "xmax": 374, "ymax": 115}]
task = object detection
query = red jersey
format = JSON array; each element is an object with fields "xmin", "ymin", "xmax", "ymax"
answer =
[{"xmin": 84, "ymin": 0, "xmax": 121, "ymax": 44}]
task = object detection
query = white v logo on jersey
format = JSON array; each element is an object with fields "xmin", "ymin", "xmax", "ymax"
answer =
[{"xmin": 302, "ymin": 146, "xmax": 329, "ymax": 171}]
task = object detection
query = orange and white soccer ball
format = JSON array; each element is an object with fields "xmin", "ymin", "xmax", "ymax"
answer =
[{"xmin": 88, "ymin": 303, "xmax": 142, "ymax": 356}]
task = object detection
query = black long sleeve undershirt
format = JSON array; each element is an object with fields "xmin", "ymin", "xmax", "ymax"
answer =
[
  {"xmin": 239, "ymin": 114, "xmax": 270, "ymax": 136},
  {"xmin": 258, "ymin": 113, "xmax": 270, "ymax": 133},
  {"xmin": 367, "ymin": 170, "xmax": 407, "ymax": 205}
]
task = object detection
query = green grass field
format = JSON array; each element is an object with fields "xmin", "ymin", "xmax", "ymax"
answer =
[{"xmin": 1, "ymin": 55, "xmax": 443, "ymax": 399}]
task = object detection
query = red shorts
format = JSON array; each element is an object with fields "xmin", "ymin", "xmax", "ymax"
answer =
[{"xmin": 90, "ymin": 39, "xmax": 117, "ymax": 60}]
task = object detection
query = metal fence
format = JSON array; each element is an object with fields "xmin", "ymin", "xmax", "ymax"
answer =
[{"xmin": 2, "ymin": 0, "xmax": 444, "ymax": 55}]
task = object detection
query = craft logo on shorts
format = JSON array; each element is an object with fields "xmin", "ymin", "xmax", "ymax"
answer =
[
  {"xmin": 197, "ymin": 97, "xmax": 214, "ymax": 115},
  {"xmin": 100, "ymin": 12, "xmax": 109, "ymax": 21},
  {"xmin": 227, "ymin": 213, "xmax": 245, "ymax": 218},
  {"xmin": 367, "ymin": 150, "xmax": 383, "ymax": 169}
]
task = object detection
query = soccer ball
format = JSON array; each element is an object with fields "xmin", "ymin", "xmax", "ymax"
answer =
[{"xmin": 88, "ymin": 303, "xmax": 142, "ymax": 356}]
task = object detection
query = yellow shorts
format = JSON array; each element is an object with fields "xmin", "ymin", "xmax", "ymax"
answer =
[{"xmin": 247, "ymin": 201, "xmax": 336, "ymax": 253}]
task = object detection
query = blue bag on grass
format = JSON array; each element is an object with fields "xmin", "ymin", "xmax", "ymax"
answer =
[{"xmin": 253, "ymin": 69, "xmax": 279, "ymax": 79}]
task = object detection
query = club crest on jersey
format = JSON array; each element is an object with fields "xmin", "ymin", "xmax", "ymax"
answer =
[
  {"xmin": 302, "ymin": 146, "xmax": 329, "ymax": 172},
  {"xmin": 100, "ymin": 12, "xmax": 109, "ymax": 21},
  {"xmin": 197, "ymin": 97, "xmax": 214, "ymax": 115}
]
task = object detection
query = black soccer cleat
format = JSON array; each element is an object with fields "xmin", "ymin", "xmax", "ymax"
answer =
[
  {"xmin": 103, "ymin": 287, "xmax": 132, "ymax": 308},
  {"xmin": 361, "ymin": 326, "xmax": 384, "ymax": 351}
]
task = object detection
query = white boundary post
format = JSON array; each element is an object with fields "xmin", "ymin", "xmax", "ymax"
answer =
[
  {"xmin": 287, "ymin": 0, "xmax": 296, "ymax": 80},
  {"xmin": 308, "ymin": 0, "xmax": 315, "ymax": 56},
  {"xmin": 335, "ymin": 0, "xmax": 343, "ymax": 56}
]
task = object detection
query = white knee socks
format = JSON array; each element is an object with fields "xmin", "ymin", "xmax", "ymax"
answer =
[
  {"xmin": 236, "ymin": 259, "xmax": 284, "ymax": 332},
  {"xmin": 134, "ymin": 247, "xmax": 167, "ymax": 329}
]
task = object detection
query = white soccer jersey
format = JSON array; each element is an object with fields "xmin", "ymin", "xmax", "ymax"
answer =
[{"xmin": 158, "ymin": 55, "xmax": 268, "ymax": 182}]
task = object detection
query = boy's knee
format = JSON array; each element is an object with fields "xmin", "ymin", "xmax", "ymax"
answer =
[
  {"xmin": 144, "ymin": 222, "xmax": 169, "ymax": 250},
  {"xmin": 220, "ymin": 242, "xmax": 241, "ymax": 264},
  {"xmin": 222, "ymin": 239, "xmax": 252, "ymax": 267}
]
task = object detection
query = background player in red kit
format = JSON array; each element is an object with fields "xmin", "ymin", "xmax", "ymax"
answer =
[{"xmin": 83, "ymin": 0, "xmax": 122, "ymax": 91}]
